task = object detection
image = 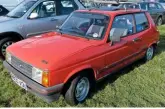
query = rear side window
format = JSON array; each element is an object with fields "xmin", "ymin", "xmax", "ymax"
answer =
[
  {"xmin": 134, "ymin": 13, "xmax": 149, "ymax": 33},
  {"xmin": 59, "ymin": 0, "xmax": 78, "ymax": 15},
  {"xmin": 149, "ymin": 3, "xmax": 157, "ymax": 10}
]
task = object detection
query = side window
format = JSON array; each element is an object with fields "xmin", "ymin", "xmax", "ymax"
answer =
[
  {"xmin": 58, "ymin": 0, "xmax": 78, "ymax": 15},
  {"xmin": 134, "ymin": 13, "xmax": 149, "ymax": 33},
  {"xmin": 156, "ymin": 3, "xmax": 164, "ymax": 9},
  {"xmin": 149, "ymin": 3, "xmax": 157, "ymax": 10},
  {"xmin": 140, "ymin": 3, "xmax": 148, "ymax": 10},
  {"xmin": 30, "ymin": 1, "xmax": 56, "ymax": 18},
  {"xmin": 110, "ymin": 14, "xmax": 135, "ymax": 38}
]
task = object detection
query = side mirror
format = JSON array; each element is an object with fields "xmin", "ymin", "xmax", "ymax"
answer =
[
  {"xmin": 29, "ymin": 13, "xmax": 38, "ymax": 19},
  {"xmin": 55, "ymin": 25, "xmax": 61, "ymax": 29},
  {"xmin": 109, "ymin": 28, "xmax": 128, "ymax": 43}
]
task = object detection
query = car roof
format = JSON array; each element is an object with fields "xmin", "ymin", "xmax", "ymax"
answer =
[{"xmin": 76, "ymin": 9, "xmax": 146, "ymax": 16}]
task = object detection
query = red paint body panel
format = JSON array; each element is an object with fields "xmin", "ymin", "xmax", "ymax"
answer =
[{"xmin": 7, "ymin": 9, "xmax": 159, "ymax": 87}]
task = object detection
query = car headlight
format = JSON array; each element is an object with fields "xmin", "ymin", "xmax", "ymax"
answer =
[
  {"xmin": 32, "ymin": 67, "xmax": 49, "ymax": 87},
  {"xmin": 6, "ymin": 52, "xmax": 11, "ymax": 64}
]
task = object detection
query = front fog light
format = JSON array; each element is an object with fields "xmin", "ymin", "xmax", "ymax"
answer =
[
  {"xmin": 32, "ymin": 67, "xmax": 43, "ymax": 83},
  {"xmin": 6, "ymin": 52, "xmax": 11, "ymax": 64}
]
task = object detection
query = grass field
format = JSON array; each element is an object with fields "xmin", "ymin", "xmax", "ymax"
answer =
[{"xmin": 0, "ymin": 26, "xmax": 165, "ymax": 107}]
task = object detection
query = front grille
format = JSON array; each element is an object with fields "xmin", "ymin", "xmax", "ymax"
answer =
[{"xmin": 11, "ymin": 56, "xmax": 32, "ymax": 78}]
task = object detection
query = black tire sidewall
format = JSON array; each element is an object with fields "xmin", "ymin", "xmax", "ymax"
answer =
[
  {"xmin": 65, "ymin": 74, "xmax": 91, "ymax": 105},
  {"xmin": 0, "ymin": 37, "xmax": 14, "ymax": 59},
  {"xmin": 145, "ymin": 46, "xmax": 154, "ymax": 61},
  {"xmin": 157, "ymin": 17, "xmax": 163, "ymax": 26}
]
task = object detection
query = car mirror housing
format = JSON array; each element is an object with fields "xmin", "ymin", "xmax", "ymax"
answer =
[
  {"xmin": 109, "ymin": 28, "xmax": 124, "ymax": 43},
  {"xmin": 29, "ymin": 13, "xmax": 38, "ymax": 19}
]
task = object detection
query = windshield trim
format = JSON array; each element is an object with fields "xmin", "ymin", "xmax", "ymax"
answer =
[{"xmin": 59, "ymin": 11, "xmax": 110, "ymax": 40}]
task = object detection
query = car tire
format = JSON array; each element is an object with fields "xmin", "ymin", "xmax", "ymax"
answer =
[
  {"xmin": 64, "ymin": 74, "xmax": 91, "ymax": 105},
  {"xmin": 144, "ymin": 45, "xmax": 155, "ymax": 61},
  {"xmin": 0, "ymin": 37, "xmax": 14, "ymax": 59},
  {"xmin": 157, "ymin": 17, "xmax": 163, "ymax": 26}
]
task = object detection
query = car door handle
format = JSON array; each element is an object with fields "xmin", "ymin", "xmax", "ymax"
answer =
[
  {"xmin": 50, "ymin": 18, "xmax": 58, "ymax": 21},
  {"xmin": 133, "ymin": 38, "xmax": 141, "ymax": 42}
]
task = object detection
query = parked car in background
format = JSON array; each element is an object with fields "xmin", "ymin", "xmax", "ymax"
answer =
[
  {"xmin": 0, "ymin": 5, "xmax": 9, "ymax": 16},
  {"xmin": 157, "ymin": 0, "xmax": 165, "ymax": 9},
  {"xmin": 0, "ymin": 0, "xmax": 24, "ymax": 11},
  {"xmin": 118, "ymin": 2, "xmax": 140, "ymax": 8},
  {"xmin": 136, "ymin": 2, "xmax": 165, "ymax": 26},
  {"xmin": 4, "ymin": 9, "xmax": 159, "ymax": 105},
  {"xmin": 122, "ymin": 2, "xmax": 165, "ymax": 25},
  {"xmin": 0, "ymin": 0, "xmax": 85, "ymax": 59}
]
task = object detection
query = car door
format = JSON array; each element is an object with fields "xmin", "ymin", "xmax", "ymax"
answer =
[
  {"xmin": 24, "ymin": 0, "xmax": 77, "ymax": 38},
  {"xmin": 97, "ymin": 14, "xmax": 139, "ymax": 79},
  {"xmin": 133, "ymin": 12, "xmax": 151, "ymax": 57},
  {"xmin": 55, "ymin": 0, "xmax": 79, "ymax": 26},
  {"xmin": 24, "ymin": 0, "xmax": 59, "ymax": 37}
]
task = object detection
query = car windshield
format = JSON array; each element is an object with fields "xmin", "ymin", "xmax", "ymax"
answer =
[
  {"xmin": 60, "ymin": 12, "xmax": 109, "ymax": 39},
  {"xmin": 7, "ymin": 0, "xmax": 36, "ymax": 18}
]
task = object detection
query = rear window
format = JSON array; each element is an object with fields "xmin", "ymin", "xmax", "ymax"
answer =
[{"xmin": 134, "ymin": 13, "xmax": 149, "ymax": 32}]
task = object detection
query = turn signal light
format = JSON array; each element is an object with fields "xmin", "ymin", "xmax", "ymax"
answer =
[{"xmin": 42, "ymin": 72, "xmax": 49, "ymax": 87}]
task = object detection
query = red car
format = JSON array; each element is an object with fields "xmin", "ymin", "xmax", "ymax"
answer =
[{"xmin": 4, "ymin": 9, "xmax": 159, "ymax": 105}]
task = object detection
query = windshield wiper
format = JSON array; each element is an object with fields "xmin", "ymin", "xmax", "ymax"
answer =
[{"xmin": 67, "ymin": 30, "xmax": 90, "ymax": 40}]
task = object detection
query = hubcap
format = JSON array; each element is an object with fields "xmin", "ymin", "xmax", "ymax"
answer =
[
  {"xmin": 158, "ymin": 18, "xmax": 162, "ymax": 26},
  {"xmin": 1, "ymin": 41, "xmax": 13, "ymax": 56},
  {"xmin": 75, "ymin": 77, "xmax": 90, "ymax": 102},
  {"xmin": 146, "ymin": 46, "xmax": 154, "ymax": 60}
]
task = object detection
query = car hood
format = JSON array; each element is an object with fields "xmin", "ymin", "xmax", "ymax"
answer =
[
  {"xmin": 8, "ymin": 32, "xmax": 94, "ymax": 70},
  {"xmin": 0, "ymin": 16, "xmax": 16, "ymax": 23}
]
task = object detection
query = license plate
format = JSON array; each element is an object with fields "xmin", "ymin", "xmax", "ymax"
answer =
[{"xmin": 10, "ymin": 73, "xmax": 27, "ymax": 91}]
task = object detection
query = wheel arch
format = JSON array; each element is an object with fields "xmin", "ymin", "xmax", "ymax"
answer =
[
  {"xmin": 64, "ymin": 65, "xmax": 97, "ymax": 84},
  {"xmin": 151, "ymin": 43, "xmax": 157, "ymax": 50},
  {"xmin": 0, "ymin": 32, "xmax": 24, "ymax": 41},
  {"xmin": 62, "ymin": 65, "xmax": 97, "ymax": 95},
  {"xmin": 156, "ymin": 15, "xmax": 163, "ymax": 24}
]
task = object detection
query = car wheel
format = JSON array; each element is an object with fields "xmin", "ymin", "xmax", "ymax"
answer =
[
  {"xmin": 64, "ymin": 74, "xmax": 91, "ymax": 105},
  {"xmin": 157, "ymin": 17, "xmax": 163, "ymax": 26},
  {"xmin": 0, "ymin": 37, "xmax": 14, "ymax": 59},
  {"xmin": 145, "ymin": 45, "xmax": 154, "ymax": 61}
]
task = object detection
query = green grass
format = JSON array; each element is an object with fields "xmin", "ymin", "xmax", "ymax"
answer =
[{"xmin": 0, "ymin": 26, "xmax": 165, "ymax": 107}]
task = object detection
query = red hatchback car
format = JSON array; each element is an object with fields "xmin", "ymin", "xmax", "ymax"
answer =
[{"xmin": 4, "ymin": 9, "xmax": 159, "ymax": 105}]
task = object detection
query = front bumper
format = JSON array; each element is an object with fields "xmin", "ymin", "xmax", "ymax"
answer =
[{"xmin": 3, "ymin": 61, "xmax": 64, "ymax": 103}]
